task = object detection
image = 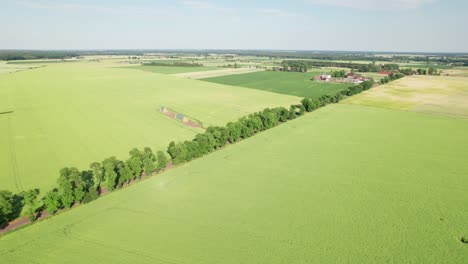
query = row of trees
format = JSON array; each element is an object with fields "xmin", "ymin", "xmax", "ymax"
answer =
[
  {"xmin": 281, "ymin": 61, "xmax": 309, "ymax": 72},
  {"xmin": 167, "ymin": 106, "xmax": 303, "ymax": 165},
  {"xmin": 281, "ymin": 60, "xmax": 400, "ymax": 73},
  {"xmin": 1, "ymin": 148, "xmax": 169, "ymax": 228},
  {"xmin": 1, "ymin": 78, "xmax": 379, "ymax": 231},
  {"xmin": 399, "ymin": 67, "xmax": 440, "ymax": 76},
  {"xmin": 144, "ymin": 62, "xmax": 203, "ymax": 67},
  {"xmin": 167, "ymin": 79, "xmax": 375, "ymax": 166},
  {"xmin": 380, "ymin": 72, "xmax": 405, "ymax": 84},
  {"xmin": 331, "ymin": 70, "xmax": 346, "ymax": 78}
]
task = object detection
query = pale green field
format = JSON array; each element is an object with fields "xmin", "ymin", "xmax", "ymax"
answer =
[
  {"xmin": 359, "ymin": 72, "xmax": 388, "ymax": 81},
  {"xmin": 0, "ymin": 62, "xmax": 40, "ymax": 75},
  {"xmin": 128, "ymin": 65, "xmax": 219, "ymax": 74},
  {"xmin": 0, "ymin": 62, "xmax": 299, "ymax": 192},
  {"xmin": 1, "ymin": 104, "xmax": 468, "ymax": 263},
  {"xmin": 343, "ymin": 76, "xmax": 468, "ymax": 118}
]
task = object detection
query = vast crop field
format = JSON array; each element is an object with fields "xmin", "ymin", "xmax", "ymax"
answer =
[
  {"xmin": 343, "ymin": 76, "xmax": 468, "ymax": 118},
  {"xmin": 0, "ymin": 62, "xmax": 299, "ymax": 191},
  {"xmin": 442, "ymin": 67, "xmax": 468, "ymax": 77},
  {"xmin": 1, "ymin": 103, "xmax": 468, "ymax": 263},
  {"xmin": 202, "ymin": 71, "xmax": 352, "ymax": 98}
]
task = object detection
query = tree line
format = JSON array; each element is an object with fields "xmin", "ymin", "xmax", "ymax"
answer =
[
  {"xmin": 0, "ymin": 148, "xmax": 168, "ymax": 228},
  {"xmin": 281, "ymin": 60, "xmax": 400, "ymax": 73},
  {"xmin": 399, "ymin": 67, "xmax": 440, "ymax": 76},
  {"xmin": 144, "ymin": 62, "xmax": 204, "ymax": 67},
  {"xmin": 380, "ymin": 72, "xmax": 405, "ymax": 84},
  {"xmin": 166, "ymin": 79, "xmax": 375, "ymax": 165},
  {"xmin": 1, "ymin": 78, "xmax": 377, "ymax": 231},
  {"xmin": 331, "ymin": 70, "xmax": 346, "ymax": 78}
]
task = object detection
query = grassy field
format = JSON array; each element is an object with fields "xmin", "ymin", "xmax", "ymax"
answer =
[
  {"xmin": 359, "ymin": 72, "xmax": 388, "ymax": 81},
  {"xmin": 442, "ymin": 67, "xmax": 468, "ymax": 77},
  {"xmin": 127, "ymin": 65, "xmax": 219, "ymax": 74},
  {"xmin": 173, "ymin": 68, "xmax": 264, "ymax": 79},
  {"xmin": 0, "ymin": 62, "xmax": 40, "ymax": 75},
  {"xmin": 343, "ymin": 76, "xmax": 468, "ymax": 118},
  {"xmin": 0, "ymin": 62, "xmax": 299, "ymax": 191},
  {"xmin": 1, "ymin": 104, "xmax": 468, "ymax": 263},
  {"xmin": 202, "ymin": 71, "xmax": 352, "ymax": 98}
]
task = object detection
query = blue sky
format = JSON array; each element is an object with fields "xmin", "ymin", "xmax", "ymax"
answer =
[{"xmin": 0, "ymin": 0, "xmax": 467, "ymax": 52}]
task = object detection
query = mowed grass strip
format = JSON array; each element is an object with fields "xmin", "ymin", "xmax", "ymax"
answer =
[
  {"xmin": 0, "ymin": 63, "xmax": 299, "ymax": 191},
  {"xmin": 1, "ymin": 104, "xmax": 467, "ymax": 263},
  {"xmin": 201, "ymin": 71, "xmax": 352, "ymax": 98}
]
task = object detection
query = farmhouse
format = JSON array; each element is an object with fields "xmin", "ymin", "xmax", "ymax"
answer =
[
  {"xmin": 318, "ymin": 74, "xmax": 332, "ymax": 81},
  {"xmin": 345, "ymin": 73, "xmax": 369, "ymax": 84},
  {"xmin": 346, "ymin": 72, "xmax": 356, "ymax": 78}
]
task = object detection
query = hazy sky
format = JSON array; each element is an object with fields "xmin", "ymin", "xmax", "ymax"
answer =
[{"xmin": 1, "ymin": 0, "xmax": 467, "ymax": 52}]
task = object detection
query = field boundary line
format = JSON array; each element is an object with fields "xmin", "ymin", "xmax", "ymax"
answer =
[{"xmin": 340, "ymin": 102, "xmax": 468, "ymax": 120}]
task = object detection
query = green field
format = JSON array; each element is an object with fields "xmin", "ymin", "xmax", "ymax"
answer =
[
  {"xmin": 0, "ymin": 62, "xmax": 39, "ymax": 75},
  {"xmin": 202, "ymin": 71, "xmax": 352, "ymax": 98},
  {"xmin": 6, "ymin": 60, "xmax": 80, "ymax": 65},
  {"xmin": 1, "ymin": 104, "xmax": 468, "ymax": 263},
  {"xmin": 0, "ymin": 63, "xmax": 299, "ymax": 191},
  {"xmin": 128, "ymin": 65, "xmax": 219, "ymax": 74}
]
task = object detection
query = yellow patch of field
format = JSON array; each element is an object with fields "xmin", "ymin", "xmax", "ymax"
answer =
[
  {"xmin": 173, "ymin": 68, "xmax": 264, "ymax": 79},
  {"xmin": 441, "ymin": 67, "xmax": 468, "ymax": 77},
  {"xmin": 343, "ymin": 75, "xmax": 468, "ymax": 118}
]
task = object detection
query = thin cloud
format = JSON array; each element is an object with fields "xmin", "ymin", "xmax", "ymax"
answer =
[
  {"xmin": 180, "ymin": 1, "xmax": 229, "ymax": 11},
  {"xmin": 16, "ymin": 1, "xmax": 174, "ymax": 17},
  {"xmin": 309, "ymin": 0, "xmax": 436, "ymax": 9},
  {"xmin": 16, "ymin": 1, "xmax": 114, "ymax": 12},
  {"xmin": 257, "ymin": 9, "xmax": 300, "ymax": 18}
]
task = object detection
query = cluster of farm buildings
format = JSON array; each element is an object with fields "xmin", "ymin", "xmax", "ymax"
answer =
[{"xmin": 315, "ymin": 72, "xmax": 371, "ymax": 84}]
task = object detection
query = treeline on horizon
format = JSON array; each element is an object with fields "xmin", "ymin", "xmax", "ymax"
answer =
[
  {"xmin": 0, "ymin": 78, "xmax": 378, "ymax": 231},
  {"xmin": 1, "ymin": 50, "xmax": 468, "ymax": 65},
  {"xmin": 282, "ymin": 60, "xmax": 400, "ymax": 73},
  {"xmin": 143, "ymin": 62, "xmax": 204, "ymax": 67},
  {"xmin": 281, "ymin": 60, "xmax": 446, "ymax": 75}
]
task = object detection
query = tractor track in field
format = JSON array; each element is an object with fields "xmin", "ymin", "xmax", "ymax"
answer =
[
  {"xmin": 7, "ymin": 114, "xmax": 23, "ymax": 192},
  {"xmin": 6, "ymin": 73, "xmax": 24, "ymax": 192}
]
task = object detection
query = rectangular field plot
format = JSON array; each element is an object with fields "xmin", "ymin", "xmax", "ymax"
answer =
[
  {"xmin": 0, "ymin": 63, "xmax": 298, "ymax": 191},
  {"xmin": 201, "ymin": 71, "xmax": 352, "ymax": 98},
  {"xmin": 2, "ymin": 104, "xmax": 468, "ymax": 263},
  {"xmin": 127, "ymin": 65, "xmax": 219, "ymax": 74},
  {"xmin": 343, "ymin": 75, "xmax": 468, "ymax": 118}
]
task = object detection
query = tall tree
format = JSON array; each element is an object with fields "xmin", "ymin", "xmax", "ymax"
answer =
[
  {"xmin": 0, "ymin": 190, "xmax": 14, "ymax": 225},
  {"xmin": 43, "ymin": 189, "xmax": 61, "ymax": 214},
  {"xmin": 57, "ymin": 171, "xmax": 75, "ymax": 208},
  {"xmin": 156, "ymin": 151, "xmax": 169, "ymax": 171},
  {"xmin": 143, "ymin": 147, "xmax": 156, "ymax": 176},
  {"xmin": 102, "ymin": 157, "xmax": 118, "ymax": 191},
  {"xmin": 23, "ymin": 189, "xmax": 40, "ymax": 222},
  {"xmin": 90, "ymin": 162, "xmax": 104, "ymax": 187}
]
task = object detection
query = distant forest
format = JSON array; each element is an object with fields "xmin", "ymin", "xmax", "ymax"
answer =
[{"xmin": 1, "ymin": 50, "xmax": 467, "ymax": 65}]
